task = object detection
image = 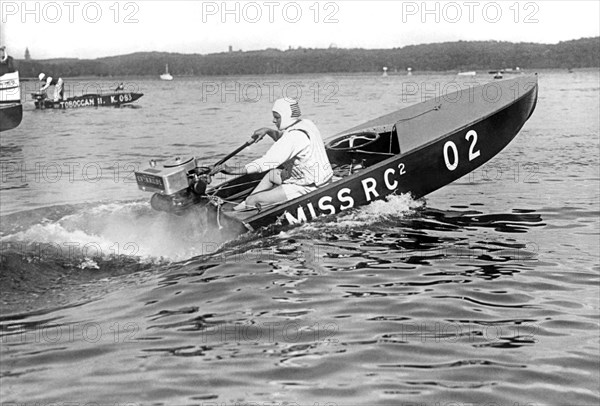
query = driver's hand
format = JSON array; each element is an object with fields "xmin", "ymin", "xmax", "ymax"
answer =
[{"xmin": 251, "ymin": 128, "xmax": 272, "ymax": 143}]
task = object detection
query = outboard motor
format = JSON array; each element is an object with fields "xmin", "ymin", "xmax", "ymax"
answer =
[
  {"xmin": 135, "ymin": 156, "xmax": 211, "ymax": 214},
  {"xmin": 31, "ymin": 92, "xmax": 47, "ymax": 109}
]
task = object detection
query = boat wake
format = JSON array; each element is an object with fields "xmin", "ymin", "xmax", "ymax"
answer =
[
  {"xmin": 334, "ymin": 193, "xmax": 425, "ymax": 225},
  {"xmin": 0, "ymin": 194, "xmax": 421, "ymax": 287},
  {"xmin": 0, "ymin": 201, "xmax": 237, "ymax": 266},
  {"xmin": 290, "ymin": 193, "xmax": 425, "ymax": 236},
  {"xmin": 0, "ymin": 193, "xmax": 544, "ymax": 316},
  {"xmin": 0, "ymin": 200, "xmax": 243, "ymax": 313}
]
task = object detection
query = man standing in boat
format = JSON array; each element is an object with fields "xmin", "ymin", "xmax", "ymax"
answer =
[
  {"xmin": 0, "ymin": 46, "xmax": 16, "ymax": 75},
  {"xmin": 38, "ymin": 72, "xmax": 64, "ymax": 102},
  {"xmin": 211, "ymin": 98, "xmax": 333, "ymax": 211}
]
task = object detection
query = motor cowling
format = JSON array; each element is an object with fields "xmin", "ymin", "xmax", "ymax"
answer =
[{"xmin": 135, "ymin": 156, "xmax": 212, "ymax": 214}]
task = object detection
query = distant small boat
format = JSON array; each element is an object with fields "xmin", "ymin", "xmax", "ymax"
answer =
[
  {"xmin": 160, "ymin": 64, "xmax": 173, "ymax": 81},
  {"xmin": 489, "ymin": 70, "xmax": 504, "ymax": 79},
  {"xmin": 458, "ymin": 71, "xmax": 476, "ymax": 76},
  {"xmin": 503, "ymin": 67, "xmax": 523, "ymax": 75},
  {"xmin": 0, "ymin": 71, "xmax": 22, "ymax": 132},
  {"xmin": 490, "ymin": 67, "xmax": 523, "ymax": 77}
]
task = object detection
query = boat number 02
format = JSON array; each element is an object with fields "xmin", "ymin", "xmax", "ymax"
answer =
[{"xmin": 443, "ymin": 130, "xmax": 481, "ymax": 171}]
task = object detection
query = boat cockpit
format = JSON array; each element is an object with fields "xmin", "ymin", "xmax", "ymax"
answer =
[{"xmin": 325, "ymin": 126, "xmax": 400, "ymax": 175}]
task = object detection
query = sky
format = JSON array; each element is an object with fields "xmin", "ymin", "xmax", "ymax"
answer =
[{"xmin": 1, "ymin": 0, "xmax": 599, "ymax": 59}]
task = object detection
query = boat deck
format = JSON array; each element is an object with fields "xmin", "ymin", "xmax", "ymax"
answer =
[
  {"xmin": 208, "ymin": 163, "xmax": 364, "ymax": 225},
  {"xmin": 332, "ymin": 76, "xmax": 538, "ymax": 155}
]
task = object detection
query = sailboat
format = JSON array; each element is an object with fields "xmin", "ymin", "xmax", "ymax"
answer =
[{"xmin": 160, "ymin": 64, "xmax": 173, "ymax": 81}]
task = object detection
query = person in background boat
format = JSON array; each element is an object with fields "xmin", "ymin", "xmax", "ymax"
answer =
[
  {"xmin": 210, "ymin": 98, "xmax": 333, "ymax": 211},
  {"xmin": 38, "ymin": 72, "xmax": 64, "ymax": 102},
  {"xmin": 0, "ymin": 46, "xmax": 16, "ymax": 75},
  {"xmin": 115, "ymin": 82, "xmax": 124, "ymax": 91}
]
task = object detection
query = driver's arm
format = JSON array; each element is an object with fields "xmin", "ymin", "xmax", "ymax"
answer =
[
  {"xmin": 245, "ymin": 131, "xmax": 309, "ymax": 175},
  {"xmin": 40, "ymin": 78, "xmax": 50, "ymax": 91},
  {"xmin": 210, "ymin": 163, "xmax": 248, "ymax": 176}
]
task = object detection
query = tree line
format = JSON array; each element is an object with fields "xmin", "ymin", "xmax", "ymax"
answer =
[{"xmin": 13, "ymin": 38, "xmax": 599, "ymax": 78}]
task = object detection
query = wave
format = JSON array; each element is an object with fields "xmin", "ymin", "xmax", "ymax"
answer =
[
  {"xmin": 0, "ymin": 194, "xmax": 545, "ymax": 300},
  {"xmin": 0, "ymin": 201, "xmax": 218, "ymax": 312},
  {"xmin": 287, "ymin": 193, "xmax": 424, "ymax": 237},
  {"xmin": 0, "ymin": 201, "xmax": 235, "ymax": 265}
]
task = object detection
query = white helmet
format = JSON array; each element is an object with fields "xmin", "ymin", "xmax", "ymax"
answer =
[
  {"xmin": 272, "ymin": 98, "xmax": 302, "ymax": 130},
  {"xmin": 38, "ymin": 73, "xmax": 46, "ymax": 81}
]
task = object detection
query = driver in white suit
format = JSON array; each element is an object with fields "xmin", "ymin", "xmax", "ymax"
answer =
[
  {"xmin": 211, "ymin": 98, "xmax": 333, "ymax": 211},
  {"xmin": 38, "ymin": 73, "xmax": 64, "ymax": 101}
]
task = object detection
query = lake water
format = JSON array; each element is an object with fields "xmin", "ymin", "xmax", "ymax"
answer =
[{"xmin": 1, "ymin": 70, "xmax": 598, "ymax": 405}]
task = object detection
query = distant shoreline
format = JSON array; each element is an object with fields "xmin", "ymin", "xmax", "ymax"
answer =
[
  {"xmin": 13, "ymin": 38, "xmax": 599, "ymax": 79},
  {"xmin": 17, "ymin": 67, "xmax": 598, "ymax": 82}
]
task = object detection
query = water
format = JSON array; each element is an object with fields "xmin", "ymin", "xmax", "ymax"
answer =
[{"xmin": 1, "ymin": 71, "xmax": 598, "ymax": 405}]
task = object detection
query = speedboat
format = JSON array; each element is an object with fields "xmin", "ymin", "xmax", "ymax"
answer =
[
  {"xmin": 31, "ymin": 91, "xmax": 143, "ymax": 109},
  {"xmin": 0, "ymin": 71, "xmax": 22, "ymax": 132},
  {"xmin": 135, "ymin": 75, "xmax": 538, "ymax": 235}
]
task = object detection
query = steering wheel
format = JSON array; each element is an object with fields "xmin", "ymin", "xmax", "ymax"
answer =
[{"xmin": 326, "ymin": 131, "xmax": 380, "ymax": 152}]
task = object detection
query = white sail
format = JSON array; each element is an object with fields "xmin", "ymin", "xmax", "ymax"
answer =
[{"xmin": 160, "ymin": 64, "xmax": 173, "ymax": 81}]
